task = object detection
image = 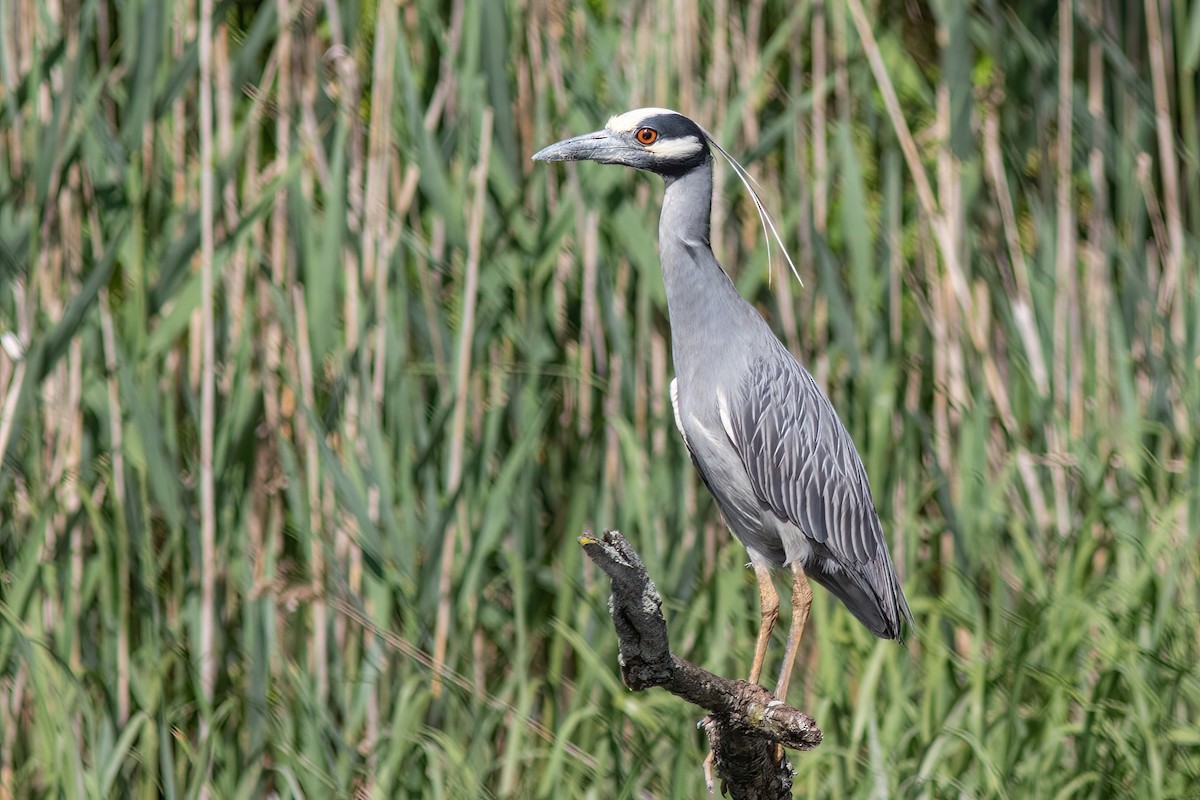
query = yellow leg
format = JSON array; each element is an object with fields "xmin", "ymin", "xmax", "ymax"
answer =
[
  {"xmin": 748, "ymin": 565, "xmax": 779, "ymax": 686},
  {"xmin": 709, "ymin": 566, "xmax": 784, "ymax": 782},
  {"xmin": 774, "ymin": 561, "xmax": 813, "ymax": 703}
]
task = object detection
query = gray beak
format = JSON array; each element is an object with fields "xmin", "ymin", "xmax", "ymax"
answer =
[{"xmin": 531, "ymin": 130, "xmax": 618, "ymax": 163}]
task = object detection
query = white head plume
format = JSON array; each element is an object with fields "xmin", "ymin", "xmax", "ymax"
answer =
[{"xmin": 702, "ymin": 128, "xmax": 803, "ymax": 288}]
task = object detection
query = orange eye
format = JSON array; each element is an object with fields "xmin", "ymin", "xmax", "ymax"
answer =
[{"xmin": 635, "ymin": 127, "xmax": 658, "ymax": 145}]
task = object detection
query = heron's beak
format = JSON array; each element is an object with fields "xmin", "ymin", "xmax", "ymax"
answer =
[{"xmin": 532, "ymin": 130, "xmax": 622, "ymax": 163}]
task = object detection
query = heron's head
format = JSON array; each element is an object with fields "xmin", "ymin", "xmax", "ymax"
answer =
[{"xmin": 532, "ymin": 107, "xmax": 710, "ymax": 178}]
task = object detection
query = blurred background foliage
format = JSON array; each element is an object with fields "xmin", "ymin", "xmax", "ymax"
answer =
[{"xmin": 1, "ymin": 0, "xmax": 1198, "ymax": 797}]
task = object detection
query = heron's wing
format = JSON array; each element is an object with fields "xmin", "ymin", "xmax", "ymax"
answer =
[
  {"xmin": 670, "ymin": 379, "xmax": 687, "ymax": 444},
  {"xmin": 720, "ymin": 351, "xmax": 884, "ymax": 566}
]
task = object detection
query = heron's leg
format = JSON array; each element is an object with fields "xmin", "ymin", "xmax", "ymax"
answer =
[
  {"xmin": 748, "ymin": 565, "xmax": 779, "ymax": 686},
  {"xmin": 706, "ymin": 566, "xmax": 780, "ymax": 783},
  {"xmin": 773, "ymin": 561, "xmax": 813, "ymax": 702}
]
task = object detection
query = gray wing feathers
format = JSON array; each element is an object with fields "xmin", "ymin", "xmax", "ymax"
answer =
[
  {"xmin": 725, "ymin": 350, "xmax": 911, "ymax": 639},
  {"xmin": 730, "ymin": 354, "xmax": 883, "ymax": 567}
]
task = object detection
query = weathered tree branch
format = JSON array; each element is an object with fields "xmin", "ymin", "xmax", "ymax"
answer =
[{"xmin": 580, "ymin": 530, "xmax": 822, "ymax": 799}]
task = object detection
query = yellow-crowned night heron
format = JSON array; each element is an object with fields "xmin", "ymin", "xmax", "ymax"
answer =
[{"xmin": 534, "ymin": 107, "xmax": 912, "ymax": 703}]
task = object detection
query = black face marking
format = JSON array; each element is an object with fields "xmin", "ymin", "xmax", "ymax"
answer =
[
  {"xmin": 629, "ymin": 113, "xmax": 710, "ymax": 177},
  {"xmin": 637, "ymin": 113, "xmax": 707, "ymax": 143}
]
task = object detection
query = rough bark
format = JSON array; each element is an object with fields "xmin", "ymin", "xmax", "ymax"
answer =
[{"xmin": 580, "ymin": 530, "xmax": 822, "ymax": 799}]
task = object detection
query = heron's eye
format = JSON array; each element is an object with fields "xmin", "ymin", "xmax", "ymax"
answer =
[{"xmin": 635, "ymin": 127, "xmax": 658, "ymax": 145}]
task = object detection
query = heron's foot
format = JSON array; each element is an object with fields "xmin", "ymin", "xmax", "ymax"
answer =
[
  {"xmin": 698, "ymin": 715, "xmax": 717, "ymax": 793},
  {"xmin": 762, "ymin": 698, "xmax": 790, "ymax": 765},
  {"xmin": 703, "ymin": 747, "xmax": 717, "ymax": 794}
]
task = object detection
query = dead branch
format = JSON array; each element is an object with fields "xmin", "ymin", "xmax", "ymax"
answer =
[{"xmin": 580, "ymin": 530, "xmax": 822, "ymax": 799}]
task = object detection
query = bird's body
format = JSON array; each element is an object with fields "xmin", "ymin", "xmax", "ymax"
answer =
[
  {"xmin": 534, "ymin": 107, "xmax": 911, "ymax": 698},
  {"xmin": 659, "ymin": 160, "xmax": 909, "ymax": 639}
]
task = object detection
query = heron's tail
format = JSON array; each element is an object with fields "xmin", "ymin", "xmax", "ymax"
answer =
[{"xmin": 807, "ymin": 558, "xmax": 913, "ymax": 642}]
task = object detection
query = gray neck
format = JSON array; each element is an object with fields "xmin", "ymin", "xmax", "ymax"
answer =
[
  {"xmin": 661, "ymin": 159, "xmax": 714, "ymax": 241},
  {"xmin": 658, "ymin": 157, "xmax": 762, "ymax": 385},
  {"xmin": 659, "ymin": 158, "xmax": 720, "ymax": 317}
]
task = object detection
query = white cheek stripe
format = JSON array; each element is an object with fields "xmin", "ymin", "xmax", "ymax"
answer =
[
  {"xmin": 647, "ymin": 135, "xmax": 704, "ymax": 159},
  {"xmin": 606, "ymin": 106, "xmax": 682, "ymax": 132}
]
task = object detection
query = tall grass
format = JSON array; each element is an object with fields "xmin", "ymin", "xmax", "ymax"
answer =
[{"xmin": 1, "ymin": 0, "xmax": 1198, "ymax": 797}]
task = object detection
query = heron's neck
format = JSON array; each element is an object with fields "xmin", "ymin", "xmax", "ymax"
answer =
[
  {"xmin": 660, "ymin": 160, "xmax": 713, "ymax": 245},
  {"xmin": 658, "ymin": 158, "xmax": 757, "ymax": 380}
]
